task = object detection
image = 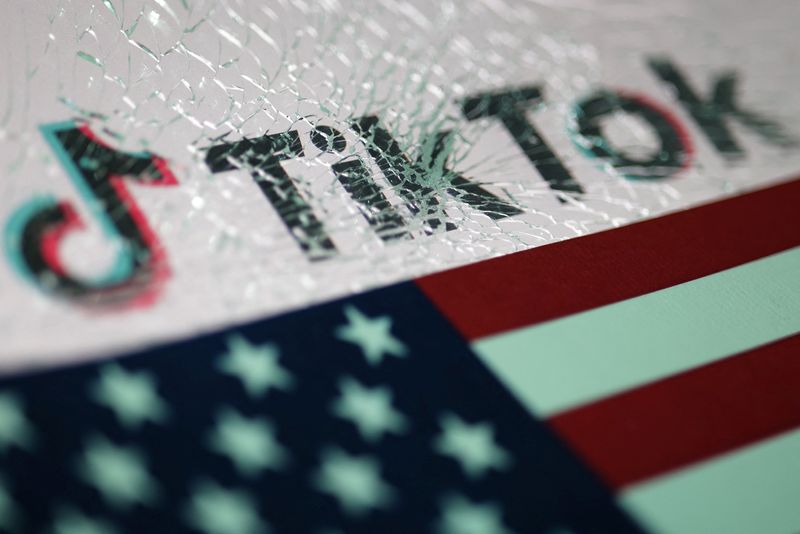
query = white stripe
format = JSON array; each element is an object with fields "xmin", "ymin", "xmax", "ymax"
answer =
[{"xmin": 621, "ymin": 429, "xmax": 800, "ymax": 534}]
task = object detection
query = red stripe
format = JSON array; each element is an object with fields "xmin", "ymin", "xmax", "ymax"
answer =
[
  {"xmin": 416, "ymin": 176, "xmax": 800, "ymax": 340},
  {"xmin": 548, "ymin": 333, "xmax": 800, "ymax": 489}
]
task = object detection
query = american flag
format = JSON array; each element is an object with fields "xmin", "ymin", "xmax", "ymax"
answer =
[
  {"xmin": 1, "ymin": 176, "xmax": 799, "ymax": 533},
  {"xmin": 0, "ymin": 284, "xmax": 638, "ymax": 533}
]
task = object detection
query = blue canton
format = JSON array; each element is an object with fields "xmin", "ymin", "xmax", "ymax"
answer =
[{"xmin": 0, "ymin": 283, "xmax": 642, "ymax": 533}]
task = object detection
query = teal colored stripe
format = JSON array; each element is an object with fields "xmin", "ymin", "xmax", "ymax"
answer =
[
  {"xmin": 472, "ymin": 247, "xmax": 800, "ymax": 416},
  {"xmin": 621, "ymin": 428, "xmax": 800, "ymax": 534}
]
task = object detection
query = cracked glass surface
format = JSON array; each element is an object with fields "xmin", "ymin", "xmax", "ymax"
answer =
[{"xmin": 1, "ymin": 0, "xmax": 799, "ymax": 369}]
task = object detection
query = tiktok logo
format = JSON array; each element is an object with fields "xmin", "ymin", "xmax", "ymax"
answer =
[
  {"xmin": 4, "ymin": 122, "xmax": 177, "ymax": 310},
  {"xmin": 4, "ymin": 57, "xmax": 795, "ymax": 310}
]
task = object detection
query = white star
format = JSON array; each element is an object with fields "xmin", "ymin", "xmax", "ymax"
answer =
[
  {"xmin": 0, "ymin": 394, "xmax": 34, "ymax": 452},
  {"xmin": 91, "ymin": 364, "xmax": 169, "ymax": 429},
  {"xmin": 184, "ymin": 480, "xmax": 266, "ymax": 534},
  {"xmin": 209, "ymin": 408, "xmax": 289, "ymax": 477},
  {"xmin": 313, "ymin": 447, "xmax": 395, "ymax": 516},
  {"xmin": 434, "ymin": 413, "xmax": 511, "ymax": 479},
  {"xmin": 331, "ymin": 377, "xmax": 408, "ymax": 442},
  {"xmin": 0, "ymin": 478, "xmax": 17, "ymax": 531},
  {"xmin": 218, "ymin": 335, "xmax": 293, "ymax": 398},
  {"xmin": 334, "ymin": 305, "xmax": 407, "ymax": 366},
  {"xmin": 51, "ymin": 507, "xmax": 119, "ymax": 534},
  {"xmin": 78, "ymin": 436, "xmax": 159, "ymax": 509},
  {"xmin": 437, "ymin": 494, "xmax": 513, "ymax": 534}
]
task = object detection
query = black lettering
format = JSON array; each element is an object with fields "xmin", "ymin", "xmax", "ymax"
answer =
[
  {"xmin": 572, "ymin": 90, "xmax": 690, "ymax": 180},
  {"xmin": 352, "ymin": 116, "xmax": 521, "ymax": 230},
  {"xmin": 461, "ymin": 87, "xmax": 583, "ymax": 200},
  {"xmin": 206, "ymin": 131, "xmax": 336, "ymax": 260},
  {"xmin": 314, "ymin": 125, "xmax": 409, "ymax": 241},
  {"xmin": 648, "ymin": 57, "xmax": 796, "ymax": 157}
]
